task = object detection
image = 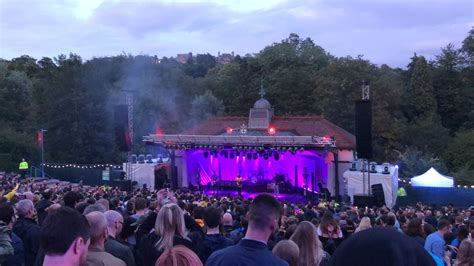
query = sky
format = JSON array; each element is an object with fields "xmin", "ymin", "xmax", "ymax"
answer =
[{"xmin": 0, "ymin": 0, "xmax": 472, "ymax": 68}]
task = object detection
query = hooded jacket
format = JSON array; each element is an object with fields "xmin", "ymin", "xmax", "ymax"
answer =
[
  {"xmin": 13, "ymin": 217, "xmax": 40, "ymax": 266},
  {"xmin": 0, "ymin": 221, "xmax": 13, "ymax": 264}
]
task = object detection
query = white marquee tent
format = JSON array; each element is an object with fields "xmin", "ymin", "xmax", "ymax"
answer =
[{"xmin": 410, "ymin": 167, "xmax": 454, "ymax": 188}]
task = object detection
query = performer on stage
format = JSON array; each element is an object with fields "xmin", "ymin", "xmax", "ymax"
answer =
[
  {"xmin": 195, "ymin": 167, "xmax": 202, "ymax": 193},
  {"xmin": 303, "ymin": 168, "xmax": 309, "ymax": 197},
  {"xmin": 235, "ymin": 174, "xmax": 243, "ymax": 197},
  {"xmin": 210, "ymin": 171, "xmax": 219, "ymax": 192},
  {"xmin": 273, "ymin": 175, "xmax": 280, "ymax": 195}
]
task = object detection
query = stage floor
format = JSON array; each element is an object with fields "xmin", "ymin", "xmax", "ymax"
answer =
[{"xmin": 201, "ymin": 189, "xmax": 314, "ymax": 204}]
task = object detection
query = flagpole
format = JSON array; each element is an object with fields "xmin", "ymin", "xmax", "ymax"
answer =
[{"xmin": 41, "ymin": 129, "xmax": 47, "ymax": 178}]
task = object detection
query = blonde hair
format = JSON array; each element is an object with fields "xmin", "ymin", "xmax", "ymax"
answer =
[
  {"xmin": 355, "ymin": 217, "xmax": 372, "ymax": 234},
  {"xmin": 290, "ymin": 221, "xmax": 324, "ymax": 266},
  {"xmin": 155, "ymin": 245, "xmax": 202, "ymax": 266},
  {"xmin": 272, "ymin": 240, "xmax": 300, "ymax": 266},
  {"xmin": 154, "ymin": 203, "xmax": 187, "ymax": 251}
]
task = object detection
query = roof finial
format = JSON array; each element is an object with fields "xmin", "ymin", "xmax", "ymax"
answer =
[{"xmin": 259, "ymin": 79, "xmax": 266, "ymax": 99}]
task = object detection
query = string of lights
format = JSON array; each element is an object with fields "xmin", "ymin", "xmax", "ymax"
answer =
[{"xmin": 41, "ymin": 163, "xmax": 122, "ymax": 169}]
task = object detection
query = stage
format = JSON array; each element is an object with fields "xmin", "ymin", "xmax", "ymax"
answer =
[{"xmin": 199, "ymin": 189, "xmax": 319, "ymax": 204}]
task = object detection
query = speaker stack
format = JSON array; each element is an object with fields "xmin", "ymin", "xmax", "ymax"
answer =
[
  {"xmin": 355, "ymin": 100, "xmax": 372, "ymax": 159},
  {"xmin": 114, "ymin": 105, "xmax": 132, "ymax": 152},
  {"xmin": 371, "ymin": 183, "xmax": 386, "ymax": 207}
]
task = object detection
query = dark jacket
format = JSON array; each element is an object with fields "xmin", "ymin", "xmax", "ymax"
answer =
[
  {"xmin": 105, "ymin": 236, "xmax": 136, "ymax": 266},
  {"xmin": 199, "ymin": 234, "xmax": 234, "ymax": 263},
  {"xmin": 206, "ymin": 239, "xmax": 288, "ymax": 266},
  {"xmin": 13, "ymin": 217, "xmax": 40, "ymax": 266},
  {"xmin": 5, "ymin": 232, "xmax": 25, "ymax": 266},
  {"xmin": 35, "ymin": 199, "xmax": 52, "ymax": 226},
  {"xmin": 138, "ymin": 232, "xmax": 194, "ymax": 266}
]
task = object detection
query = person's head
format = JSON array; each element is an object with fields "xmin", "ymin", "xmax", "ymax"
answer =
[
  {"xmin": 355, "ymin": 217, "xmax": 372, "ymax": 233},
  {"xmin": 16, "ymin": 199, "xmax": 35, "ymax": 219},
  {"xmin": 132, "ymin": 197, "xmax": 145, "ymax": 212},
  {"xmin": 85, "ymin": 211, "xmax": 108, "ymax": 247},
  {"xmin": 222, "ymin": 212, "xmax": 233, "ymax": 226},
  {"xmin": 155, "ymin": 245, "xmax": 203, "ymax": 266},
  {"xmin": 42, "ymin": 189, "xmax": 53, "ymax": 201},
  {"xmin": 437, "ymin": 219, "xmax": 451, "ymax": 235},
  {"xmin": 83, "ymin": 203, "xmax": 106, "ymax": 215},
  {"xmin": 423, "ymin": 223, "xmax": 435, "ymax": 236},
  {"xmin": 204, "ymin": 207, "xmax": 222, "ymax": 229},
  {"xmin": 247, "ymin": 194, "xmax": 280, "ymax": 235},
  {"xmin": 97, "ymin": 199, "xmax": 109, "ymax": 211},
  {"xmin": 456, "ymin": 239, "xmax": 474, "ymax": 266},
  {"xmin": 41, "ymin": 207, "xmax": 90, "ymax": 266},
  {"xmin": 320, "ymin": 210, "xmax": 339, "ymax": 234},
  {"xmin": 63, "ymin": 191, "xmax": 81, "ymax": 209},
  {"xmin": 0, "ymin": 203, "xmax": 15, "ymax": 227},
  {"xmin": 155, "ymin": 203, "xmax": 186, "ymax": 251},
  {"xmin": 290, "ymin": 221, "xmax": 324, "ymax": 266},
  {"xmin": 406, "ymin": 217, "xmax": 423, "ymax": 237},
  {"xmin": 272, "ymin": 240, "xmax": 299, "ymax": 266},
  {"xmin": 329, "ymin": 228, "xmax": 435, "ymax": 266},
  {"xmin": 104, "ymin": 210, "xmax": 124, "ymax": 238},
  {"xmin": 456, "ymin": 225, "xmax": 469, "ymax": 241}
]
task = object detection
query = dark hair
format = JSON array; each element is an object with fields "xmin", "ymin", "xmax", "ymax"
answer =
[
  {"xmin": 0, "ymin": 203, "xmax": 14, "ymax": 224},
  {"xmin": 406, "ymin": 218, "xmax": 423, "ymax": 237},
  {"xmin": 320, "ymin": 210, "xmax": 340, "ymax": 235},
  {"xmin": 248, "ymin": 194, "xmax": 280, "ymax": 231},
  {"xmin": 193, "ymin": 206, "xmax": 205, "ymax": 220},
  {"xmin": 40, "ymin": 207, "xmax": 90, "ymax": 255},
  {"xmin": 63, "ymin": 191, "xmax": 81, "ymax": 208},
  {"xmin": 456, "ymin": 225, "xmax": 469, "ymax": 241},
  {"xmin": 437, "ymin": 219, "xmax": 450, "ymax": 230},
  {"xmin": 423, "ymin": 223, "xmax": 435, "ymax": 236},
  {"xmin": 135, "ymin": 197, "xmax": 147, "ymax": 211},
  {"xmin": 204, "ymin": 206, "xmax": 222, "ymax": 229}
]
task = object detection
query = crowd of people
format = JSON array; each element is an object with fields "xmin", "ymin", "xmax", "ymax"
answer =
[{"xmin": 0, "ymin": 171, "xmax": 473, "ymax": 266}]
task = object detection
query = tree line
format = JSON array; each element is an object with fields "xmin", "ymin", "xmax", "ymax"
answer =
[{"xmin": 0, "ymin": 30, "xmax": 473, "ymax": 182}]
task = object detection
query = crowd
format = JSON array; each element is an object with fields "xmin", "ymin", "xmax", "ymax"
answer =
[{"xmin": 0, "ymin": 171, "xmax": 473, "ymax": 266}]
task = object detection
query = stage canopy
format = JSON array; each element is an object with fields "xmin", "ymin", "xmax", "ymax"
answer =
[
  {"xmin": 343, "ymin": 166, "xmax": 399, "ymax": 208},
  {"xmin": 410, "ymin": 167, "xmax": 454, "ymax": 188}
]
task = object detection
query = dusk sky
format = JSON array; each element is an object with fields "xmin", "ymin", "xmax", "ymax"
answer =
[{"xmin": 0, "ymin": 0, "xmax": 472, "ymax": 68}]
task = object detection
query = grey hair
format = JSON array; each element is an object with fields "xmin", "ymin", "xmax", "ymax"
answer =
[
  {"xmin": 16, "ymin": 199, "xmax": 34, "ymax": 217},
  {"xmin": 104, "ymin": 210, "xmax": 123, "ymax": 227},
  {"xmin": 85, "ymin": 211, "xmax": 108, "ymax": 244},
  {"xmin": 83, "ymin": 203, "xmax": 106, "ymax": 215}
]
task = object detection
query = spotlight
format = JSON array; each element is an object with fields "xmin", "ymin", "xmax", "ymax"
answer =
[{"xmin": 268, "ymin": 127, "xmax": 276, "ymax": 135}]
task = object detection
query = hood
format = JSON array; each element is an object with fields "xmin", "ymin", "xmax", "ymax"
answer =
[{"xmin": 0, "ymin": 221, "xmax": 11, "ymax": 235}]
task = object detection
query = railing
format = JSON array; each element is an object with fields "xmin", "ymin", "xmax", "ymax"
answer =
[{"xmin": 30, "ymin": 166, "xmax": 54, "ymax": 179}]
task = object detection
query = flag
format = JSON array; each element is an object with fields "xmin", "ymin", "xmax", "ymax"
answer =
[{"xmin": 37, "ymin": 131, "xmax": 43, "ymax": 148}]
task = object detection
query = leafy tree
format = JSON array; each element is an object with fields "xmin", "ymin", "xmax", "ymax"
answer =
[
  {"xmin": 432, "ymin": 44, "xmax": 465, "ymax": 132},
  {"xmin": 395, "ymin": 147, "xmax": 445, "ymax": 179},
  {"xmin": 190, "ymin": 90, "xmax": 224, "ymax": 122}
]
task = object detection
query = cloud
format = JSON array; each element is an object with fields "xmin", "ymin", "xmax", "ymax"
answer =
[{"xmin": 0, "ymin": 0, "xmax": 472, "ymax": 67}]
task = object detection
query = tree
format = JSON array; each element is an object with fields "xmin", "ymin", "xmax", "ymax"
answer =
[
  {"xmin": 190, "ymin": 90, "xmax": 224, "ymax": 122},
  {"xmin": 444, "ymin": 130, "xmax": 474, "ymax": 172},
  {"xmin": 396, "ymin": 147, "xmax": 445, "ymax": 179},
  {"xmin": 433, "ymin": 44, "xmax": 465, "ymax": 132},
  {"xmin": 406, "ymin": 56, "xmax": 437, "ymax": 120}
]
